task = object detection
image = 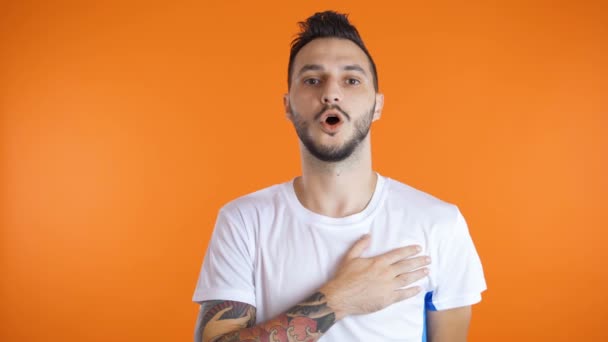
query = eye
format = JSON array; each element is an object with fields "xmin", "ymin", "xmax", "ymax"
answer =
[
  {"xmin": 346, "ymin": 78, "xmax": 361, "ymax": 85},
  {"xmin": 304, "ymin": 78, "xmax": 321, "ymax": 86}
]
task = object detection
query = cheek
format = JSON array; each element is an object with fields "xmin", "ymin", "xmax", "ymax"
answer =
[
  {"xmin": 291, "ymin": 93, "xmax": 320, "ymax": 113},
  {"xmin": 343, "ymin": 92, "xmax": 376, "ymax": 110}
]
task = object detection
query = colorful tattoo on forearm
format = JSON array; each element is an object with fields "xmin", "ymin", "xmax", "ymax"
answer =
[{"xmin": 200, "ymin": 292, "xmax": 336, "ymax": 342}]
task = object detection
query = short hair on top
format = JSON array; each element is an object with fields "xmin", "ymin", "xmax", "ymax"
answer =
[{"xmin": 288, "ymin": 10, "xmax": 379, "ymax": 91}]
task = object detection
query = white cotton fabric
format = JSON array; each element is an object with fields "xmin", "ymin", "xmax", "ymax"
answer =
[{"xmin": 193, "ymin": 174, "xmax": 486, "ymax": 341}]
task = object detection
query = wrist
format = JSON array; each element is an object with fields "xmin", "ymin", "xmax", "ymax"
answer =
[{"xmin": 319, "ymin": 285, "xmax": 348, "ymax": 321}]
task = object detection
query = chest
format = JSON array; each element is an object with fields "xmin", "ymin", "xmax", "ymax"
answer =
[{"xmin": 252, "ymin": 212, "xmax": 433, "ymax": 321}]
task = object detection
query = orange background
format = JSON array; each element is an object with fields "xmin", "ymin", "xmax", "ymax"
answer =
[{"xmin": 1, "ymin": 1, "xmax": 607, "ymax": 341}]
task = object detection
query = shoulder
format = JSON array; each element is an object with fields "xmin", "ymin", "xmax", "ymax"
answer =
[
  {"xmin": 218, "ymin": 180, "xmax": 289, "ymax": 222},
  {"xmin": 382, "ymin": 176, "xmax": 462, "ymax": 225},
  {"xmin": 207, "ymin": 181, "xmax": 290, "ymax": 247}
]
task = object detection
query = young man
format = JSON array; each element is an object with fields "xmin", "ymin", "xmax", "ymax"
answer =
[{"xmin": 193, "ymin": 11, "xmax": 486, "ymax": 342}]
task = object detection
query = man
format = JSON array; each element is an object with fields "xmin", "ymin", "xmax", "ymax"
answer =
[{"xmin": 192, "ymin": 10, "xmax": 486, "ymax": 342}]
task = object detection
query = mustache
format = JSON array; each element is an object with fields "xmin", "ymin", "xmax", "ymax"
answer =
[{"xmin": 313, "ymin": 105, "xmax": 351, "ymax": 122}]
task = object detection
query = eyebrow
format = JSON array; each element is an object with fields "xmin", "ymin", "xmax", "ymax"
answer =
[
  {"xmin": 297, "ymin": 64, "xmax": 324, "ymax": 75},
  {"xmin": 297, "ymin": 64, "xmax": 368, "ymax": 76},
  {"xmin": 343, "ymin": 64, "xmax": 367, "ymax": 75}
]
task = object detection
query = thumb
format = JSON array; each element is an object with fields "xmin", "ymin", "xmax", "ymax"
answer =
[{"xmin": 344, "ymin": 234, "xmax": 371, "ymax": 260}]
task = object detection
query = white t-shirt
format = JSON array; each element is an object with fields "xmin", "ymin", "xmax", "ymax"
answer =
[{"xmin": 193, "ymin": 174, "xmax": 486, "ymax": 341}]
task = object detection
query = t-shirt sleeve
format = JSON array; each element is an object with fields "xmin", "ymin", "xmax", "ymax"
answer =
[
  {"xmin": 425, "ymin": 208, "xmax": 487, "ymax": 311},
  {"xmin": 192, "ymin": 208, "xmax": 256, "ymax": 307}
]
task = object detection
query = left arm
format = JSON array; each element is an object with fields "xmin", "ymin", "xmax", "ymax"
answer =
[{"xmin": 426, "ymin": 306, "xmax": 472, "ymax": 342}]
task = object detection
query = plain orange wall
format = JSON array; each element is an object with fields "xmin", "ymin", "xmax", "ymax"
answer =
[{"xmin": 2, "ymin": 1, "xmax": 607, "ymax": 341}]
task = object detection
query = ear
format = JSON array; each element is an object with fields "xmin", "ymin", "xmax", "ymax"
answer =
[
  {"xmin": 283, "ymin": 94, "xmax": 293, "ymax": 121},
  {"xmin": 372, "ymin": 93, "xmax": 384, "ymax": 121}
]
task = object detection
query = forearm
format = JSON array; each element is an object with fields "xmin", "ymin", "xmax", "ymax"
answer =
[{"xmin": 213, "ymin": 292, "xmax": 336, "ymax": 342}]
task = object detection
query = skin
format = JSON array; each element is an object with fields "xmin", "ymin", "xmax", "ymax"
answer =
[
  {"xmin": 427, "ymin": 306, "xmax": 472, "ymax": 342},
  {"xmin": 284, "ymin": 38, "xmax": 383, "ymax": 220},
  {"xmin": 194, "ymin": 37, "xmax": 472, "ymax": 341}
]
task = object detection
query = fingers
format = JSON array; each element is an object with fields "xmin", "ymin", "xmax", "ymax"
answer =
[
  {"xmin": 392, "ymin": 286, "xmax": 423, "ymax": 302},
  {"xmin": 394, "ymin": 268, "xmax": 429, "ymax": 288},
  {"xmin": 377, "ymin": 245, "xmax": 423, "ymax": 265},
  {"xmin": 391, "ymin": 256, "xmax": 431, "ymax": 276},
  {"xmin": 344, "ymin": 234, "xmax": 371, "ymax": 260}
]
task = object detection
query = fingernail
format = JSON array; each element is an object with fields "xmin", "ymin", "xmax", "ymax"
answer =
[
  {"xmin": 416, "ymin": 246, "xmax": 422, "ymax": 252},
  {"xmin": 425, "ymin": 257, "xmax": 431, "ymax": 263}
]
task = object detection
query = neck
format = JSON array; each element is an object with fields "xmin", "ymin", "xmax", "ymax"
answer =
[{"xmin": 294, "ymin": 138, "xmax": 377, "ymax": 218}]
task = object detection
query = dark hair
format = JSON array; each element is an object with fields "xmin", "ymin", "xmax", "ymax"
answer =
[{"xmin": 288, "ymin": 11, "xmax": 379, "ymax": 91}]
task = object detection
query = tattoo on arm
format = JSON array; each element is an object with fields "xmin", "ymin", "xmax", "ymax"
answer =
[
  {"xmin": 197, "ymin": 292, "xmax": 336, "ymax": 342},
  {"xmin": 197, "ymin": 300, "xmax": 256, "ymax": 342},
  {"xmin": 286, "ymin": 292, "xmax": 336, "ymax": 334},
  {"xmin": 201, "ymin": 300, "xmax": 256, "ymax": 327}
]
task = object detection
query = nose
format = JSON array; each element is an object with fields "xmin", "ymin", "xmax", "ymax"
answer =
[{"xmin": 321, "ymin": 80, "xmax": 342, "ymax": 104}]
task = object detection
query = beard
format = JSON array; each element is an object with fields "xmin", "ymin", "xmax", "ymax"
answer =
[{"xmin": 290, "ymin": 103, "xmax": 375, "ymax": 163}]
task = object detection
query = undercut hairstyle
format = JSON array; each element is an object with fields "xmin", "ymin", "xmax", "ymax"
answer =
[{"xmin": 288, "ymin": 10, "xmax": 379, "ymax": 91}]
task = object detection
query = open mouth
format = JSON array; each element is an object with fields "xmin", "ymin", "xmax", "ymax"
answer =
[
  {"xmin": 319, "ymin": 112, "xmax": 344, "ymax": 134},
  {"xmin": 325, "ymin": 115, "xmax": 341, "ymax": 126}
]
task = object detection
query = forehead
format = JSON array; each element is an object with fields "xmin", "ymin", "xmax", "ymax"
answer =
[{"xmin": 292, "ymin": 38, "xmax": 371, "ymax": 73}]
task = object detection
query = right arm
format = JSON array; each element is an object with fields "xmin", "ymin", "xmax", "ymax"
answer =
[
  {"xmin": 195, "ymin": 235, "xmax": 431, "ymax": 342},
  {"xmin": 195, "ymin": 292, "xmax": 335, "ymax": 342}
]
